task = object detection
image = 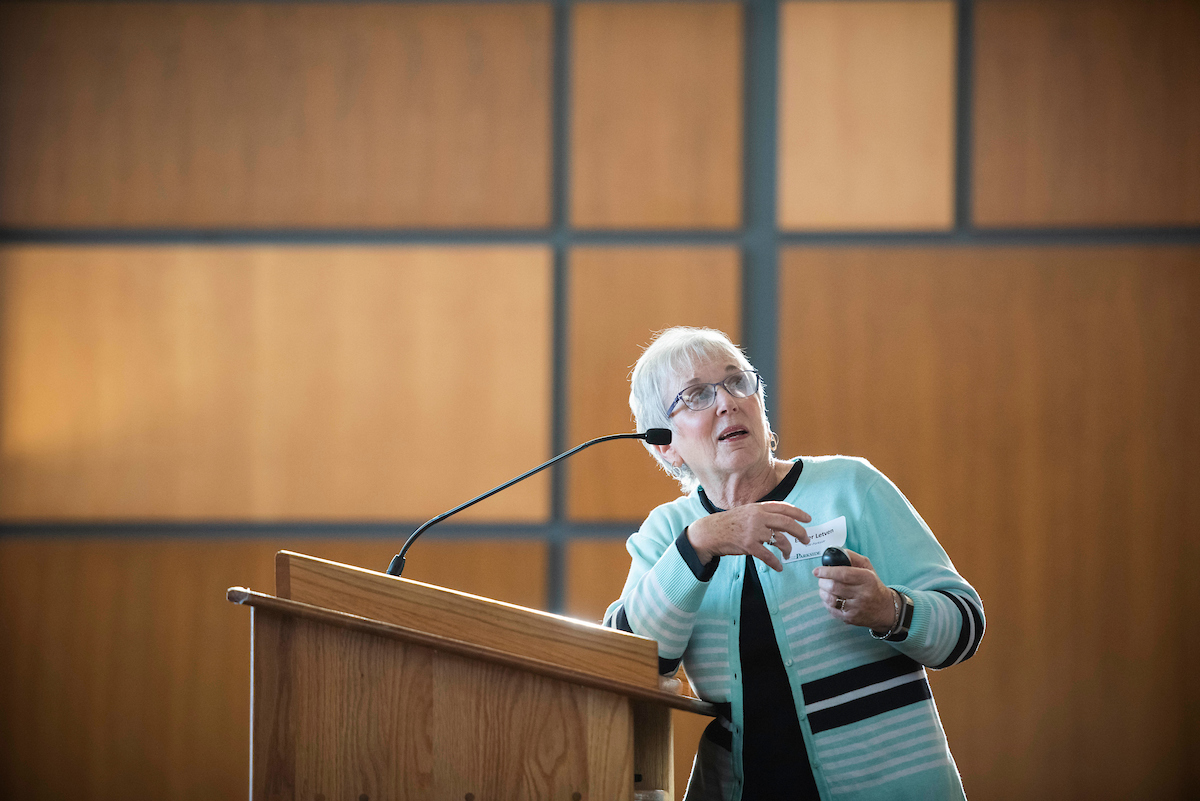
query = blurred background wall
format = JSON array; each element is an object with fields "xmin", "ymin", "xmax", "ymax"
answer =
[{"xmin": 1, "ymin": 1, "xmax": 1197, "ymax": 798}]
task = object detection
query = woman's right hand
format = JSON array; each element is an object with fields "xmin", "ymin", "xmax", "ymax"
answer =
[{"xmin": 686, "ymin": 502, "xmax": 812, "ymax": 572}]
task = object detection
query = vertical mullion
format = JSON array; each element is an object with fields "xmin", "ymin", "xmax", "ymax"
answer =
[
  {"xmin": 743, "ymin": 0, "xmax": 781, "ymax": 409},
  {"xmin": 954, "ymin": 0, "xmax": 975, "ymax": 234},
  {"xmin": 547, "ymin": 0, "xmax": 573, "ymax": 613}
]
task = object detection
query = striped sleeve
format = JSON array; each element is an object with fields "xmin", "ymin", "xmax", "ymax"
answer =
[
  {"xmin": 929, "ymin": 590, "xmax": 985, "ymax": 668},
  {"xmin": 859, "ymin": 474, "xmax": 986, "ymax": 669},
  {"xmin": 602, "ymin": 511, "xmax": 715, "ymax": 674},
  {"xmin": 890, "ymin": 583, "xmax": 985, "ymax": 668}
]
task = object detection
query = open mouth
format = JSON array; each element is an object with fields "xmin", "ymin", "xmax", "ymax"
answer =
[{"xmin": 718, "ymin": 427, "xmax": 749, "ymax": 442}]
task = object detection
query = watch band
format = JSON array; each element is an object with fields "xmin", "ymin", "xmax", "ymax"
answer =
[{"xmin": 870, "ymin": 590, "xmax": 914, "ymax": 642}]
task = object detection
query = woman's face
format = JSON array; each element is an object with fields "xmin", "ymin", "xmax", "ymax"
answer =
[{"xmin": 657, "ymin": 357, "xmax": 772, "ymax": 486}]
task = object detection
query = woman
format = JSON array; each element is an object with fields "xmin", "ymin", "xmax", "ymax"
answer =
[{"xmin": 604, "ymin": 327, "xmax": 984, "ymax": 801}]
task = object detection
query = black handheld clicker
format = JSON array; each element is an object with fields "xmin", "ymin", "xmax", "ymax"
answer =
[{"xmin": 821, "ymin": 547, "xmax": 852, "ymax": 567}]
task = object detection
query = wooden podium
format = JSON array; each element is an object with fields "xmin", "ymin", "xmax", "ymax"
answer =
[{"xmin": 228, "ymin": 551, "xmax": 714, "ymax": 801}]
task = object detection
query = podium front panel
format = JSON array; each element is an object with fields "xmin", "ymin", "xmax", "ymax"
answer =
[{"xmin": 251, "ymin": 606, "xmax": 640, "ymax": 800}]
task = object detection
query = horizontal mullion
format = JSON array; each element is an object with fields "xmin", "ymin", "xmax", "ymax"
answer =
[
  {"xmin": 0, "ymin": 520, "xmax": 642, "ymax": 540},
  {"xmin": 4, "ymin": 226, "xmax": 1198, "ymax": 248},
  {"xmin": 778, "ymin": 226, "xmax": 1200, "ymax": 247},
  {"xmin": 0, "ymin": 227, "xmax": 742, "ymax": 247},
  {"xmin": 0, "ymin": 228, "xmax": 557, "ymax": 247}
]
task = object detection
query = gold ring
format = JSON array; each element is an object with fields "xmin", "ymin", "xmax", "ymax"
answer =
[{"xmin": 835, "ymin": 597, "xmax": 847, "ymax": 610}]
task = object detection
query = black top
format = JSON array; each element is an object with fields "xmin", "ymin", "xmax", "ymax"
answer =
[{"xmin": 693, "ymin": 460, "xmax": 821, "ymax": 800}]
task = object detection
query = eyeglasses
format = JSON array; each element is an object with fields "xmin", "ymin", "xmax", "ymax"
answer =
[{"xmin": 666, "ymin": 370, "xmax": 761, "ymax": 416}]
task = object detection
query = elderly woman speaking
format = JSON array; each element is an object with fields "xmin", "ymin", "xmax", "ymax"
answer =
[{"xmin": 604, "ymin": 327, "xmax": 984, "ymax": 801}]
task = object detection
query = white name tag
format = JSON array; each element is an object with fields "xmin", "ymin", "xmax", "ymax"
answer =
[{"xmin": 779, "ymin": 516, "xmax": 847, "ymax": 563}]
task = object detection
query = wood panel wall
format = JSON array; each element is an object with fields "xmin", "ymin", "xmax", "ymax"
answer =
[
  {"xmin": 566, "ymin": 247, "xmax": 741, "ymax": 520},
  {"xmin": 0, "ymin": 247, "xmax": 553, "ymax": 521},
  {"xmin": 973, "ymin": 0, "xmax": 1200, "ymax": 227},
  {"xmin": 779, "ymin": 246, "xmax": 1200, "ymax": 801},
  {"xmin": 571, "ymin": 2, "xmax": 743, "ymax": 228},
  {"xmin": 778, "ymin": 1, "xmax": 957, "ymax": 230},
  {"xmin": 0, "ymin": 2, "xmax": 552, "ymax": 227},
  {"xmin": 0, "ymin": 538, "xmax": 547, "ymax": 801}
]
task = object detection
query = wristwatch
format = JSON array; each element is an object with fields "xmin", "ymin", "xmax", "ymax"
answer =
[{"xmin": 869, "ymin": 589, "xmax": 914, "ymax": 642}]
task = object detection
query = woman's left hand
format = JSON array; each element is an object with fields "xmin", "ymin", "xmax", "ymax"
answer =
[{"xmin": 812, "ymin": 550, "xmax": 897, "ymax": 631}]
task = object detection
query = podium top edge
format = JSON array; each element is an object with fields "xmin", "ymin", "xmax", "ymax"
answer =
[
  {"xmin": 229, "ymin": 585, "xmax": 716, "ymax": 717},
  {"xmin": 274, "ymin": 549, "xmax": 639, "ymax": 638}
]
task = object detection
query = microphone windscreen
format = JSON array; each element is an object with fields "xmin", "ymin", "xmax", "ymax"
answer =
[{"xmin": 643, "ymin": 428, "xmax": 672, "ymax": 445}]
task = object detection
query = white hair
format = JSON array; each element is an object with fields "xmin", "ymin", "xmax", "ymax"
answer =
[{"xmin": 628, "ymin": 327, "xmax": 770, "ymax": 493}]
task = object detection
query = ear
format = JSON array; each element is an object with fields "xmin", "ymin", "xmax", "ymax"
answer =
[{"xmin": 654, "ymin": 442, "xmax": 679, "ymax": 466}]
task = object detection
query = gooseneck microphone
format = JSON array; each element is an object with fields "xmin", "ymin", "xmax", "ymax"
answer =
[{"xmin": 385, "ymin": 428, "xmax": 672, "ymax": 577}]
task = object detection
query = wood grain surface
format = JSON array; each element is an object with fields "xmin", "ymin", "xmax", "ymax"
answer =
[
  {"xmin": 779, "ymin": 1, "xmax": 957, "ymax": 230},
  {"xmin": 278, "ymin": 550, "xmax": 664, "ymax": 692},
  {"xmin": 779, "ymin": 245, "xmax": 1200, "ymax": 801},
  {"xmin": 0, "ymin": 246, "xmax": 552, "ymax": 521},
  {"xmin": 571, "ymin": 2, "xmax": 743, "ymax": 229},
  {"xmin": 0, "ymin": 2, "xmax": 552, "ymax": 228},
  {"xmin": 631, "ymin": 701, "xmax": 674, "ymax": 798},
  {"xmin": 251, "ymin": 607, "xmax": 640, "ymax": 800},
  {"xmin": 0, "ymin": 537, "xmax": 273, "ymax": 801},
  {"xmin": 234, "ymin": 587, "xmax": 712, "ymax": 716},
  {"xmin": 973, "ymin": 0, "xmax": 1200, "ymax": 226},
  {"xmin": 566, "ymin": 247, "xmax": 741, "ymax": 520}
]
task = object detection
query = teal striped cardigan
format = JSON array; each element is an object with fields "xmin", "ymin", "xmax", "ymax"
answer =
[{"xmin": 605, "ymin": 456, "xmax": 985, "ymax": 801}]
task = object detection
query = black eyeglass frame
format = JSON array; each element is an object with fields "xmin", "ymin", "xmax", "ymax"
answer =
[{"xmin": 666, "ymin": 369, "xmax": 761, "ymax": 417}]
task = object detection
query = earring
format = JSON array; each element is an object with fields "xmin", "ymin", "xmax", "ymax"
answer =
[
  {"xmin": 670, "ymin": 462, "xmax": 684, "ymax": 478},
  {"xmin": 769, "ymin": 431, "xmax": 779, "ymax": 453}
]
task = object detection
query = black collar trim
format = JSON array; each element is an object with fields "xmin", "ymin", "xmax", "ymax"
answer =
[{"xmin": 698, "ymin": 459, "xmax": 804, "ymax": 514}]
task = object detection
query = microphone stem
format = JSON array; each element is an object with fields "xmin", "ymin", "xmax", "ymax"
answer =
[{"xmin": 387, "ymin": 432, "xmax": 647, "ymax": 576}]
